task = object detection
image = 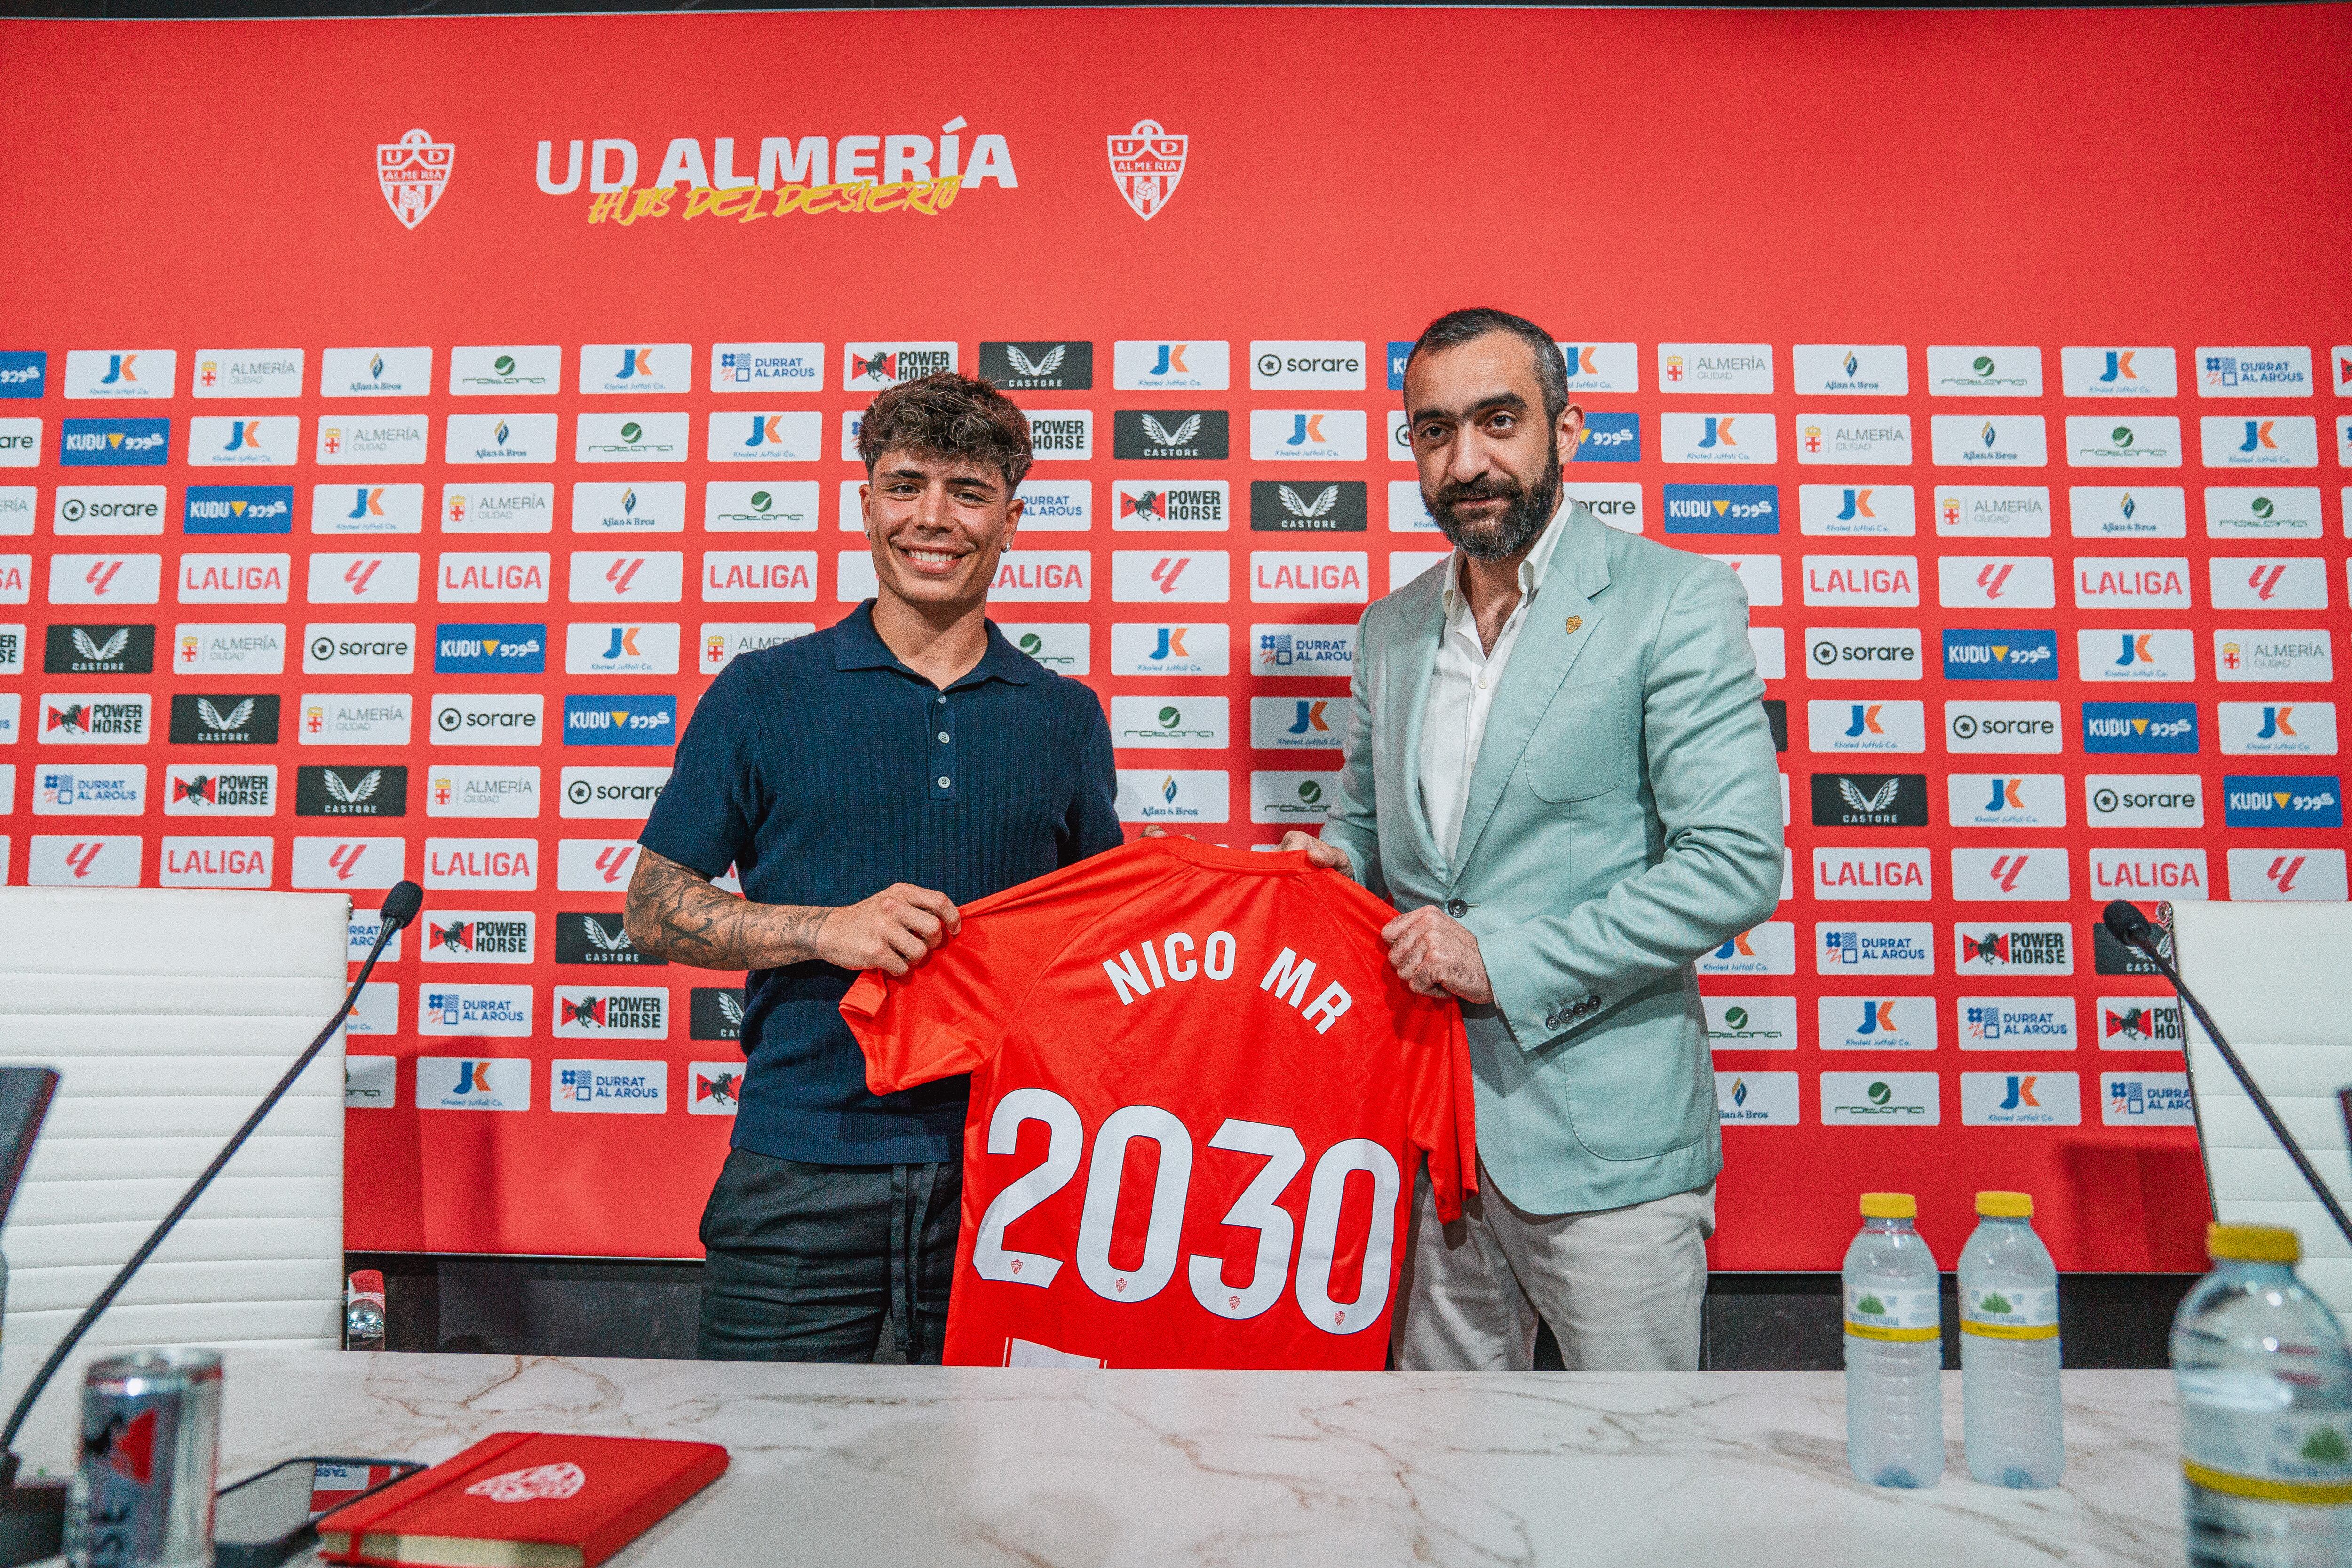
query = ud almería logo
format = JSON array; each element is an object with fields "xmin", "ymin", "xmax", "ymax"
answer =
[
  {"xmin": 378, "ymin": 129, "xmax": 455, "ymax": 230},
  {"xmin": 1109, "ymin": 120, "xmax": 1185, "ymax": 220}
]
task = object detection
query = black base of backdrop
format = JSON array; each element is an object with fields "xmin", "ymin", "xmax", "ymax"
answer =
[{"xmin": 348, "ymin": 1253, "xmax": 2196, "ymax": 1371}]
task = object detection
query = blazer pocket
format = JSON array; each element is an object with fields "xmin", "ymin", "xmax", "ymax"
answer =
[{"xmin": 1524, "ymin": 677, "xmax": 1632, "ymax": 804}]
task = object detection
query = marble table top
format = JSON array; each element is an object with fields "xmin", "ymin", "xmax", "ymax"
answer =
[{"xmin": 0, "ymin": 1352, "xmax": 2186, "ymax": 1566}]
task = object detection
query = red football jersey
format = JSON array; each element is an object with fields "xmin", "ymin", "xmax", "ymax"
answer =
[{"xmin": 841, "ymin": 836, "xmax": 1475, "ymax": 1370}]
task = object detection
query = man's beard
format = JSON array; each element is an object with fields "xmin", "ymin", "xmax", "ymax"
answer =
[{"xmin": 1425, "ymin": 449, "xmax": 1561, "ymax": 562}]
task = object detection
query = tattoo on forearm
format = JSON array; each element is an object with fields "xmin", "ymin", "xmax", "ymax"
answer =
[{"xmin": 622, "ymin": 848, "xmax": 828, "ymax": 971}]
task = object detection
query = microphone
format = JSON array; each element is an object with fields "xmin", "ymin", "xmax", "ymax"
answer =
[
  {"xmin": 2101, "ymin": 900, "xmax": 2352, "ymax": 1250},
  {"xmin": 0, "ymin": 881, "xmax": 424, "ymax": 1566}
]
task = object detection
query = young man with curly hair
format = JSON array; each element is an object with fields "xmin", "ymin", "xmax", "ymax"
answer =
[{"xmin": 626, "ymin": 373, "xmax": 1121, "ymax": 1363}]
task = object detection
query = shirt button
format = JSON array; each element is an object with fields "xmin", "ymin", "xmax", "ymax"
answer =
[
  {"xmin": 1445, "ymin": 899, "xmax": 1469, "ymax": 918},
  {"xmin": 937, "ymin": 731, "xmax": 952, "ymax": 744},
  {"xmin": 937, "ymin": 775, "xmax": 952, "ymax": 788}
]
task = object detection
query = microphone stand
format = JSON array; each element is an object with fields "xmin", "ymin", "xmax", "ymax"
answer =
[
  {"xmin": 0, "ymin": 883, "xmax": 422, "ymax": 1566},
  {"xmin": 2103, "ymin": 899, "xmax": 2352, "ymax": 1251}
]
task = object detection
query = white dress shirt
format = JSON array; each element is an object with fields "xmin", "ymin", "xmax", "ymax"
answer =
[{"xmin": 1419, "ymin": 501, "xmax": 1571, "ymax": 864}]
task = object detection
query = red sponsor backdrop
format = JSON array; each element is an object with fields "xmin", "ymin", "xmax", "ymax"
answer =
[{"xmin": 2, "ymin": 6, "xmax": 2348, "ymax": 1271}]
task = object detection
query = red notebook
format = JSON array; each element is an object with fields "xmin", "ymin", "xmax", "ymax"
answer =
[{"xmin": 317, "ymin": 1432, "xmax": 727, "ymax": 1568}]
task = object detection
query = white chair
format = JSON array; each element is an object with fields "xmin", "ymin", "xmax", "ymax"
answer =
[
  {"xmin": 0, "ymin": 889, "xmax": 351, "ymax": 1367},
  {"xmin": 2172, "ymin": 899, "xmax": 2352, "ymax": 1336}
]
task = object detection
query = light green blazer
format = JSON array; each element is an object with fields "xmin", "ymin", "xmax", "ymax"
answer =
[{"xmin": 1321, "ymin": 499, "xmax": 1785, "ymax": 1215}]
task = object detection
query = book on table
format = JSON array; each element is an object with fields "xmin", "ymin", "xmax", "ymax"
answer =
[{"xmin": 317, "ymin": 1431, "xmax": 727, "ymax": 1568}]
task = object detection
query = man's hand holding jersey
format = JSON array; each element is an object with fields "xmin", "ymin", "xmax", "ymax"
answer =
[{"xmin": 1275, "ymin": 830, "xmax": 1491, "ymax": 1005}]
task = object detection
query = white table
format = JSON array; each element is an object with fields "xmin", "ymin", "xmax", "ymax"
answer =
[{"xmin": 1, "ymin": 1353, "xmax": 2186, "ymax": 1566}]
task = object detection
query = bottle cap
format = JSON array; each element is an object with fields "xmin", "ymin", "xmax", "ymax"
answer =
[
  {"xmin": 1976, "ymin": 1191, "xmax": 2033, "ymax": 1218},
  {"xmin": 1859, "ymin": 1192, "xmax": 1916, "ymax": 1219},
  {"xmin": 2208, "ymin": 1223, "xmax": 2300, "ymax": 1265}
]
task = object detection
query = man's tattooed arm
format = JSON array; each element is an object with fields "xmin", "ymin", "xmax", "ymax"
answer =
[
  {"xmin": 623, "ymin": 847, "xmax": 827, "ymax": 970},
  {"xmin": 622, "ymin": 848, "xmax": 962, "ymax": 976}
]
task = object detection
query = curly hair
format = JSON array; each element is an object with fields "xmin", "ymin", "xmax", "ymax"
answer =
[{"xmin": 855, "ymin": 372, "xmax": 1033, "ymax": 490}]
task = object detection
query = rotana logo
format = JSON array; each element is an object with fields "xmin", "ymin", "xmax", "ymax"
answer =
[
  {"xmin": 1725, "ymin": 1006, "xmax": 1749, "ymax": 1029},
  {"xmin": 1297, "ymin": 779, "xmax": 1322, "ymax": 804},
  {"xmin": 1973, "ymin": 356, "xmax": 1995, "ymax": 378},
  {"xmin": 749, "ymin": 490, "xmax": 772, "ymax": 512},
  {"xmin": 1868, "ymin": 1081, "xmax": 1892, "ymax": 1106},
  {"xmin": 620, "ymin": 422, "xmax": 643, "ymax": 444},
  {"xmin": 2111, "ymin": 426, "xmax": 2134, "ymax": 448},
  {"xmin": 1018, "ymin": 632, "xmax": 1042, "ymax": 655},
  {"xmin": 2252, "ymin": 496, "xmax": 2275, "ymax": 519},
  {"xmin": 1158, "ymin": 705, "xmax": 1181, "ymax": 728}
]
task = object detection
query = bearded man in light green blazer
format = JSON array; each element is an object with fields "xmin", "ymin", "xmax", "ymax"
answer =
[{"xmin": 1279, "ymin": 308, "xmax": 1784, "ymax": 1372}]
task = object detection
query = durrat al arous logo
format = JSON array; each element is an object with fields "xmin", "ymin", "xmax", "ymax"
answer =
[
  {"xmin": 1109, "ymin": 120, "xmax": 1186, "ymax": 221},
  {"xmin": 377, "ymin": 129, "xmax": 454, "ymax": 230}
]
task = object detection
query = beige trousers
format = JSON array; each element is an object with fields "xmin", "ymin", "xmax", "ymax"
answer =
[{"xmin": 1391, "ymin": 1161, "xmax": 1716, "ymax": 1372}]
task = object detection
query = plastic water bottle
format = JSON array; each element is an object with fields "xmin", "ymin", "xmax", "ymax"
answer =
[
  {"xmin": 2173, "ymin": 1223, "xmax": 2352, "ymax": 1565},
  {"xmin": 1843, "ymin": 1191, "xmax": 1944, "ymax": 1488},
  {"xmin": 1959, "ymin": 1190, "xmax": 2064, "ymax": 1487}
]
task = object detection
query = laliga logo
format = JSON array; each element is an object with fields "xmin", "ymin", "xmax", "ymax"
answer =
[
  {"xmin": 378, "ymin": 129, "xmax": 455, "ymax": 230},
  {"xmin": 1109, "ymin": 119, "xmax": 1186, "ymax": 221}
]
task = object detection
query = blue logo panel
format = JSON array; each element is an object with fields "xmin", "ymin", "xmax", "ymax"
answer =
[
  {"xmin": 183, "ymin": 484, "xmax": 293, "ymax": 534},
  {"xmin": 436, "ymin": 623, "xmax": 548, "ymax": 674},
  {"xmin": 1386, "ymin": 341, "xmax": 1412, "ymax": 391},
  {"xmin": 1572, "ymin": 411, "xmax": 1641, "ymax": 463},
  {"xmin": 1662, "ymin": 483, "xmax": 1779, "ymax": 534},
  {"xmin": 2083, "ymin": 701, "xmax": 2199, "ymax": 754},
  {"xmin": 60, "ymin": 417, "xmax": 169, "ymax": 467},
  {"xmin": 1941, "ymin": 629, "xmax": 2058, "ymax": 681},
  {"xmin": 563, "ymin": 693, "xmax": 676, "ymax": 746},
  {"xmin": 0, "ymin": 352, "xmax": 46, "ymax": 399},
  {"xmin": 2223, "ymin": 774, "xmax": 2343, "ymax": 828}
]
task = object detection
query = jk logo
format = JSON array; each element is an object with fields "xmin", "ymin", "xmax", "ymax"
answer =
[
  {"xmin": 1836, "ymin": 488, "xmax": 1873, "ymax": 521},
  {"xmin": 1698, "ymin": 417, "xmax": 1734, "ymax": 449},
  {"xmin": 2114, "ymin": 634, "xmax": 2153, "ymax": 667},
  {"xmin": 1856, "ymin": 1001, "xmax": 1897, "ymax": 1035},
  {"xmin": 1149, "ymin": 344, "xmax": 1188, "ymax": 377},
  {"xmin": 347, "ymin": 487, "xmax": 385, "ymax": 520},
  {"xmin": 1284, "ymin": 415, "xmax": 1325, "ymax": 446},
  {"xmin": 100, "ymin": 354, "xmax": 136, "ymax": 386},
  {"xmin": 2099, "ymin": 351, "xmax": 2135, "ymax": 383},
  {"xmin": 1984, "ymin": 778, "xmax": 2025, "ymax": 811},
  {"xmin": 744, "ymin": 415, "xmax": 783, "ymax": 448},
  {"xmin": 1712, "ymin": 931, "xmax": 1756, "ymax": 959},
  {"xmin": 616, "ymin": 348, "xmax": 653, "ymax": 380},
  {"xmin": 601, "ymin": 626, "xmax": 641, "ymax": 659},
  {"xmin": 1148, "ymin": 627, "xmax": 1188, "ymax": 660},
  {"xmin": 1845, "ymin": 704, "xmax": 1883, "ymax": 738},
  {"xmin": 1999, "ymin": 1075, "xmax": 2040, "ymax": 1110},
  {"xmin": 2240, "ymin": 420, "xmax": 2276, "ymax": 452},
  {"xmin": 221, "ymin": 420, "xmax": 257, "ymax": 452},
  {"xmin": 1287, "ymin": 700, "xmax": 1329, "ymax": 735},
  {"xmin": 2257, "ymin": 706, "xmax": 2295, "ymax": 740},
  {"xmin": 453, "ymin": 1060, "xmax": 487, "ymax": 1093}
]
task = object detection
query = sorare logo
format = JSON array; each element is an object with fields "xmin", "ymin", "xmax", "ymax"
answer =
[
  {"xmin": 2083, "ymin": 701, "xmax": 2199, "ymax": 755},
  {"xmin": 1662, "ymin": 484, "xmax": 1779, "ymax": 535},
  {"xmin": 60, "ymin": 417, "xmax": 170, "ymax": 468},
  {"xmin": 2222, "ymin": 774, "xmax": 2343, "ymax": 829},
  {"xmin": 1941, "ymin": 629, "xmax": 2058, "ymax": 682},
  {"xmin": 435, "ymin": 623, "xmax": 548, "ymax": 675},
  {"xmin": 1572, "ymin": 412, "xmax": 1641, "ymax": 464},
  {"xmin": 562, "ymin": 694, "xmax": 676, "ymax": 746},
  {"xmin": 183, "ymin": 485, "xmax": 294, "ymax": 535}
]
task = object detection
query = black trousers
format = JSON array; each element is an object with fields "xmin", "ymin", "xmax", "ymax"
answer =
[{"xmin": 696, "ymin": 1146, "xmax": 961, "ymax": 1363}]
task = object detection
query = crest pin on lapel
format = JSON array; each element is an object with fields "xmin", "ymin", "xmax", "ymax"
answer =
[{"xmin": 1563, "ymin": 616, "xmax": 1583, "ymax": 635}]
